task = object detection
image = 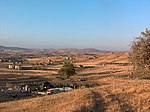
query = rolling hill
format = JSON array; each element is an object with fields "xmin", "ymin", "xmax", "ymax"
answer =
[
  {"xmin": 0, "ymin": 45, "xmax": 30, "ymax": 51},
  {"xmin": 0, "ymin": 45, "xmax": 108, "ymax": 55},
  {"xmin": 0, "ymin": 78, "xmax": 149, "ymax": 112}
]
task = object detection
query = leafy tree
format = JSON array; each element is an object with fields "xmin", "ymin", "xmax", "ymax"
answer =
[
  {"xmin": 58, "ymin": 62, "xmax": 76, "ymax": 77},
  {"xmin": 129, "ymin": 29, "xmax": 150, "ymax": 76}
]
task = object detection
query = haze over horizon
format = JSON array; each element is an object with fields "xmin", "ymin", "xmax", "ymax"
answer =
[{"xmin": 0, "ymin": 0, "xmax": 150, "ymax": 51}]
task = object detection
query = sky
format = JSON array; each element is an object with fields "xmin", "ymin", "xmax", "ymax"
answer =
[{"xmin": 0, "ymin": 0, "xmax": 150, "ymax": 51}]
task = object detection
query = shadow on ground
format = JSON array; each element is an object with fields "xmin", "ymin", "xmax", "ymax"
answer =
[{"xmin": 74, "ymin": 91, "xmax": 106, "ymax": 112}]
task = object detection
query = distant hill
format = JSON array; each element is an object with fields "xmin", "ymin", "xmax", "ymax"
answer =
[
  {"xmin": 0, "ymin": 45, "xmax": 108, "ymax": 55},
  {"xmin": 44, "ymin": 48, "xmax": 109, "ymax": 55},
  {"xmin": 0, "ymin": 45, "xmax": 30, "ymax": 50}
]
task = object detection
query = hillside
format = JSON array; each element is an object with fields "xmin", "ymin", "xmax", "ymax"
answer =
[
  {"xmin": 0, "ymin": 45, "xmax": 108, "ymax": 55},
  {"xmin": 0, "ymin": 77, "xmax": 149, "ymax": 112},
  {"xmin": 43, "ymin": 48, "xmax": 108, "ymax": 55},
  {"xmin": 0, "ymin": 52, "xmax": 149, "ymax": 112},
  {"xmin": 0, "ymin": 45, "xmax": 30, "ymax": 51}
]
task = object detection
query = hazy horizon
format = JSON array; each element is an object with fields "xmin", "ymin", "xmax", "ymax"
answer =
[{"xmin": 1, "ymin": 0, "xmax": 150, "ymax": 51}]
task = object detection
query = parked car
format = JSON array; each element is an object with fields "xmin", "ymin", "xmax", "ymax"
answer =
[
  {"xmin": 64, "ymin": 87, "xmax": 73, "ymax": 92},
  {"xmin": 79, "ymin": 78, "xmax": 86, "ymax": 81},
  {"xmin": 47, "ymin": 88, "xmax": 60, "ymax": 95}
]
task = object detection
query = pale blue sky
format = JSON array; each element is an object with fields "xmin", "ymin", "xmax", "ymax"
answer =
[{"xmin": 0, "ymin": 0, "xmax": 150, "ymax": 51}]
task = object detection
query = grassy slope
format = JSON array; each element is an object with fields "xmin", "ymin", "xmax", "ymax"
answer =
[{"xmin": 0, "ymin": 77, "xmax": 149, "ymax": 112}]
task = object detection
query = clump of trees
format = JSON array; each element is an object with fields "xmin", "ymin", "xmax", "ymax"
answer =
[
  {"xmin": 58, "ymin": 62, "xmax": 76, "ymax": 77},
  {"xmin": 129, "ymin": 29, "xmax": 150, "ymax": 76}
]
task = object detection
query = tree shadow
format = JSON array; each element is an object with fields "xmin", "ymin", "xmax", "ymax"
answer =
[
  {"xmin": 116, "ymin": 93, "xmax": 134, "ymax": 112},
  {"xmin": 74, "ymin": 91, "xmax": 106, "ymax": 112},
  {"xmin": 73, "ymin": 92, "xmax": 134, "ymax": 112}
]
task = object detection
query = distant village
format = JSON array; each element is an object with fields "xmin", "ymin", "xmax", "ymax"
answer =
[{"xmin": 0, "ymin": 54, "xmax": 99, "ymax": 102}]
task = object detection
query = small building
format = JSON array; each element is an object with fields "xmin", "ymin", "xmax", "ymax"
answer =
[
  {"xmin": 8, "ymin": 64, "xmax": 22, "ymax": 70},
  {"xmin": 8, "ymin": 64, "xmax": 14, "ymax": 69},
  {"xmin": 20, "ymin": 85, "xmax": 31, "ymax": 92},
  {"xmin": 14, "ymin": 65, "xmax": 22, "ymax": 70}
]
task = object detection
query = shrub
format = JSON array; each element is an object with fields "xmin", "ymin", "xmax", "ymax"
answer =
[
  {"xmin": 58, "ymin": 62, "xmax": 76, "ymax": 78},
  {"xmin": 11, "ymin": 93, "xmax": 17, "ymax": 98},
  {"xmin": 129, "ymin": 29, "xmax": 150, "ymax": 76}
]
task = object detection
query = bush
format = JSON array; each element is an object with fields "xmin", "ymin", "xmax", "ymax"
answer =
[
  {"xmin": 58, "ymin": 62, "xmax": 76, "ymax": 78},
  {"xmin": 129, "ymin": 29, "xmax": 150, "ymax": 76},
  {"xmin": 11, "ymin": 93, "xmax": 17, "ymax": 98}
]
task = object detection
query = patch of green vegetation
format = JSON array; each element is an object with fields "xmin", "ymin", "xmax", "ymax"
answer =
[
  {"xmin": 11, "ymin": 93, "xmax": 17, "ymax": 98},
  {"xmin": 58, "ymin": 62, "xmax": 76, "ymax": 78}
]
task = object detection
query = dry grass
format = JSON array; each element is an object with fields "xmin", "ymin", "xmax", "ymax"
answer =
[
  {"xmin": 0, "ymin": 77, "xmax": 149, "ymax": 112},
  {"xmin": 0, "ymin": 52, "xmax": 149, "ymax": 112}
]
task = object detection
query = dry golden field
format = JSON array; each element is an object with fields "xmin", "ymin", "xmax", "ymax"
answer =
[
  {"xmin": 0, "ymin": 78, "xmax": 149, "ymax": 112},
  {"xmin": 0, "ymin": 52, "xmax": 150, "ymax": 112}
]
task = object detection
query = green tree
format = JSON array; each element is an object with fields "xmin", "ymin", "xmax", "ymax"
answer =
[
  {"xmin": 129, "ymin": 29, "xmax": 150, "ymax": 76},
  {"xmin": 58, "ymin": 62, "xmax": 76, "ymax": 77}
]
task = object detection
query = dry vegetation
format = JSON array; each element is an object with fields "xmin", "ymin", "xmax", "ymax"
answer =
[
  {"xmin": 0, "ymin": 52, "xmax": 150, "ymax": 112},
  {"xmin": 0, "ymin": 78, "xmax": 149, "ymax": 112}
]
